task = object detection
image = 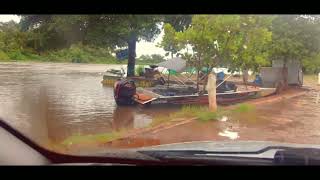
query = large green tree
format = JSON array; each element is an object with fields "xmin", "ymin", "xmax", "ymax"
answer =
[
  {"xmin": 175, "ymin": 15, "xmax": 241, "ymax": 90},
  {"xmin": 227, "ymin": 15, "xmax": 273, "ymax": 84},
  {"xmin": 19, "ymin": 15, "xmax": 192, "ymax": 76},
  {"xmin": 270, "ymin": 15, "xmax": 320, "ymax": 86},
  {"xmin": 157, "ymin": 23, "xmax": 182, "ymax": 58},
  {"xmin": 0, "ymin": 20, "xmax": 28, "ymax": 52},
  {"xmin": 83, "ymin": 15, "xmax": 192, "ymax": 76},
  {"xmin": 86, "ymin": 15, "xmax": 162, "ymax": 77}
]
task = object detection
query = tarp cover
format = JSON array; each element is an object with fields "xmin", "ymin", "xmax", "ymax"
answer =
[{"xmin": 157, "ymin": 57, "xmax": 187, "ymax": 73}]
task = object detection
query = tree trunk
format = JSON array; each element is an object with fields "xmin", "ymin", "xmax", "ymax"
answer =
[
  {"xmin": 196, "ymin": 69, "xmax": 200, "ymax": 92},
  {"xmin": 282, "ymin": 59, "xmax": 288, "ymax": 89},
  {"xmin": 127, "ymin": 33, "xmax": 137, "ymax": 77},
  {"xmin": 202, "ymin": 66, "xmax": 210, "ymax": 92},
  {"xmin": 242, "ymin": 68, "xmax": 249, "ymax": 89},
  {"xmin": 171, "ymin": 52, "xmax": 173, "ymax": 59},
  {"xmin": 196, "ymin": 56, "xmax": 201, "ymax": 92}
]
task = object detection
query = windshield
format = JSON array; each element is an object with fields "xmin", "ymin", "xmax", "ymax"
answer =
[{"xmin": 0, "ymin": 14, "xmax": 320, "ymax": 160}]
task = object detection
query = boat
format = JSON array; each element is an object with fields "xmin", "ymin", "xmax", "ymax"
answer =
[
  {"xmin": 133, "ymin": 85, "xmax": 276, "ymax": 107},
  {"xmin": 113, "ymin": 79, "xmax": 276, "ymax": 107},
  {"xmin": 112, "ymin": 58, "xmax": 276, "ymax": 107}
]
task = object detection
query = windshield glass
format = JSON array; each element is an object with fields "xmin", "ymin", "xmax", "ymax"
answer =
[{"xmin": 0, "ymin": 14, "xmax": 320, "ymax": 157}]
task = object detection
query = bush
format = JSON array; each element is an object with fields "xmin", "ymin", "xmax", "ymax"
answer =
[
  {"xmin": 196, "ymin": 111, "xmax": 218, "ymax": 122},
  {"xmin": 7, "ymin": 51, "xmax": 27, "ymax": 60},
  {"xmin": 135, "ymin": 65, "xmax": 145, "ymax": 76},
  {"xmin": 41, "ymin": 44, "xmax": 118, "ymax": 63},
  {"xmin": 0, "ymin": 51, "xmax": 10, "ymax": 60},
  {"xmin": 232, "ymin": 103, "xmax": 255, "ymax": 113},
  {"xmin": 0, "ymin": 43, "xmax": 120, "ymax": 64}
]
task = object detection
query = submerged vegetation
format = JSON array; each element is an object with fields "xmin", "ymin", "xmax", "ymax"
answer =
[{"xmin": 62, "ymin": 128, "xmax": 128, "ymax": 146}]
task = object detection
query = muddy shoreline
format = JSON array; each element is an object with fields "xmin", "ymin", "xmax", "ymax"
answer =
[{"xmin": 63, "ymin": 87, "xmax": 311, "ymax": 154}]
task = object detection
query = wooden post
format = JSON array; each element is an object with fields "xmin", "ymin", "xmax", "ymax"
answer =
[
  {"xmin": 318, "ymin": 73, "xmax": 320, "ymax": 85},
  {"xmin": 206, "ymin": 73, "xmax": 217, "ymax": 112}
]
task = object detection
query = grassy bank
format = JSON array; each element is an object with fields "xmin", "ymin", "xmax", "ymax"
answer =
[
  {"xmin": 0, "ymin": 44, "xmax": 162, "ymax": 65},
  {"xmin": 0, "ymin": 45, "xmax": 124, "ymax": 64},
  {"xmin": 151, "ymin": 103, "xmax": 256, "ymax": 126},
  {"xmin": 62, "ymin": 129, "xmax": 128, "ymax": 146}
]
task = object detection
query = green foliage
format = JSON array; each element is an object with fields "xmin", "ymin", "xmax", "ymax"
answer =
[
  {"xmin": 162, "ymin": 15, "xmax": 192, "ymax": 32},
  {"xmin": 157, "ymin": 23, "xmax": 182, "ymax": 58},
  {"xmin": 62, "ymin": 129, "xmax": 127, "ymax": 146},
  {"xmin": 227, "ymin": 15, "xmax": 274, "ymax": 73},
  {"xmin": 44, "ymin": 43, "xmax": 118, "ymax": 63},
  {"xmin": 136, "ymin": 54, "xmax": 165, "ymax": 65},
  {"xmin": 302, "ymin": 53, "xmax": 320, "ymax": 74},
  {"xmin": 271, "ymin": 15, "xmax": 320, "ymax": 64},
  {"xmin": 231, "ymin": 103, "xmax": 256, "ymax": 113},
  {"xmin": 196, "ymin": 111, "xmax": 218, "ymax": 122},
  {"xmin": 177, "ymin": 15, "xmax": 242, "ymax": 71},
  {"xmin": 0, "ymin": 51, "xmax": 10, "ymax": 60},
  {"xmin": 177, "ymin": 105, "xmax": 221, "ymax": 121},
  {"xmin": 135, "ymin": 65, "xmax": 145, "ymax": 76}
]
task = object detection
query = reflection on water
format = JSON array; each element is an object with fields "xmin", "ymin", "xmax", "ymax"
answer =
[
  {"xmin": 112, "ymin": 107, "xmax": 134, "ymax": 130},
  {"xmin": 218, "ymin": 129, "xmax": 239, "ymax": 140}
]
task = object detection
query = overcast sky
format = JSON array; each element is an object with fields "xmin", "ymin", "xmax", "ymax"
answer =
[{"xmin": 0, "ymin": 15, "xmax": 167, "ymax": 57}]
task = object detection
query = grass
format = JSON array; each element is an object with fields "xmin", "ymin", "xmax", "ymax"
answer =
[
  {"xmin": 0, "ymin": 44, "xmax": 163, "ymax": 65},
  {"xmin": 150, "ymin": 105, "xmax": 225, "ymax": 127},
  {"xmin": 0, "ymin": 44, "xmax": 126, "ymax": 64},
  {"xmin": 61, "ymin": 128, "xmax": 128, "ymax": 146},
  {"xmin": 231, "ymin": 103, "xmax": 256, "ymax": 113},
  {"xmin": 150, "ymin": 103, "xmax": 257, "ymax": 127}
]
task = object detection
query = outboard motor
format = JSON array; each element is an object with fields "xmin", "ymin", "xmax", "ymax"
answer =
[{"xmin": 113, "ymin": 79, "xmax": 136, "ymax": 105}]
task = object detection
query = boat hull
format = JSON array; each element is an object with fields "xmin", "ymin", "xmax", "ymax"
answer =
[{"xmin": 145, "ymin": 91, "xmax": 259, "ymax": 106}]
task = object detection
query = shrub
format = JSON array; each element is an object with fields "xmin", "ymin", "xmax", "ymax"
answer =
[
  {"xmin": 232, "ymin": 103, "xmax": 255, "ymax": 113},
  {"xmin": 135, "ymin": 65, "xmax": 145, "ymax": 76},
  {"xmin": 0, "ymin": 50, "xmax": 10, "ymax": 60}
]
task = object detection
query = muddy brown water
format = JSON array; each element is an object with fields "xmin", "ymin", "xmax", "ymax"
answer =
[
  {"xmin": 0, "ymin": 62, "xmax": 178, "ymax": 149},
  {"xmin": 1, "ymin": 62, "xmax": 320, "ymax": 154}
]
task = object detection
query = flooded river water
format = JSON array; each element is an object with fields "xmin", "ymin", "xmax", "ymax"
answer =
[
  {"xmin": 0, "ymin": 62, "xmax": 178, "ymax": 149},
  {"xmin": 1, "ymin": 62, "xmax": 320, "ymax": 153}
]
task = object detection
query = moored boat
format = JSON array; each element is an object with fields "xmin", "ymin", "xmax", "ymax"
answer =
[{"xmin": 113, "ymin": 79, "xmax": 276, "ymax": 107}]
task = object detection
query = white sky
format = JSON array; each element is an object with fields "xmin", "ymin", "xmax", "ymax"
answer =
[{"xmin": 0, "ymin": 15, "xmax": 167, "ymax": 57}]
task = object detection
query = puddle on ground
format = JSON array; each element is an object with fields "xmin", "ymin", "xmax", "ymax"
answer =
[{"xmin": 218, "ymin": 129, "xmax": 239, "ymax": 140}]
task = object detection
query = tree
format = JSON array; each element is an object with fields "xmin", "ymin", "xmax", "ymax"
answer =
[
  {"xmin": 157, "ymin": 23, "xmax": 182, "ymax": 58},
  {"xmin": 19, "ymin": 15, "xmax": 192, "ymax": 76},
  {"xmin": 84, "ymin": 15, "xmax": 162, "ymax": 77},
  {"xmin": 302, "ymin": 53, "xmax": 320, "ymax": 74},
  {"xmin": 84, "ymin": 15, "xmax": 192, "ymax": 77},
  {"xmin": 20, "ymin": 15, "xmax": 88, "ymax": 52},
  {"xmin": 227, "ymin": 15, "xmax": 273, "ymax": 85},
  {"xmin": 162, "ymin": 15, "xmax": 192, "ymax": 32},
  {"xmin": 176, "ymin": 15, "xmax": 241, "ymax": 91},
  {"xmin": 0, "ymin": 21, "xmax": 28, "ymax": 52},
  {"xmin": 270, "ymin": 15, "xmax": 320, "ymax": 86}
]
